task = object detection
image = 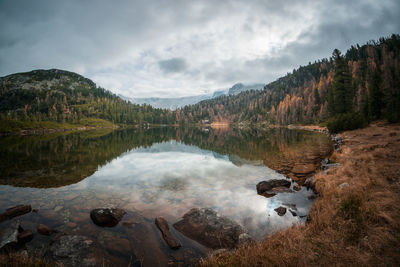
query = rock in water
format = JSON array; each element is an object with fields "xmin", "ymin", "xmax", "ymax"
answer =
[
  {"xmin": 173, "ymin": 208, "xmax": 250, "ymax": 249},
  {"xmin": 46, "ymin": 235, "xmax": 109, "ymax": 266},
  {"xmin": 17, "ymin": 230, "xmax": 34, "ymax": 244},
  {"xmin": 90, "ymin": 208, "xmax": 126, "ymax": 227},
  {"xmin": 0, "ymin": 221, "xmax": 21, "ymax": 252},
  {"xmin": 289, "ymin": 210, "xmax": 297, "ymax": 217},
  {"xmin": 256, "ymin": 179, "xmax": 291, "ymax": 197},
  {"xmin": 155, "ymin": 217, "xmax": 181, "ymax": 249},
  {"xmin": 37, "ymin": 224, "xmax": 53, "ymax": 236},
  {"xmin": 274, "ymin": 206, "xmax": 287, "ymax": 216},
  {"xmin": 304, "ymin": 176, "xmax": 316, "ymax": 191},
  {"xmin": 0, "ymin": 205, "xmax": 32, "ymax": 223}
]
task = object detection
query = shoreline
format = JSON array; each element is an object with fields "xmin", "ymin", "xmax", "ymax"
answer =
[{"xmin": 199, "ymin": 121, "xmax": 400, "ymax": 266}]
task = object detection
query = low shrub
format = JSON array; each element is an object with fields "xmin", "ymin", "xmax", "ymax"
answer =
[{"xmin": 327, "ymin": 113, "xmax": 367, "ymax": 133}]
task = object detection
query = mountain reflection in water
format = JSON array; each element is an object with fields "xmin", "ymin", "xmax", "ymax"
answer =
[{"xmin": 0, "ymin": 127, "xmax": 331, "ymax": 266}]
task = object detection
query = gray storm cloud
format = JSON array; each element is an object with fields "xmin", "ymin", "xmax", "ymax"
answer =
[
  {"xmin": 159, "ymin": 58, "xmax": 187, "ymax": 74},
  {"xmin": 0, "ymin": 0, "xmax": 399, "ymax": 97}
]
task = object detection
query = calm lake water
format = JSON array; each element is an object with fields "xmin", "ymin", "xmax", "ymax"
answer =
[{"xmin": 0, "ymin": 127, "xmax": 331, "ymax": 266}]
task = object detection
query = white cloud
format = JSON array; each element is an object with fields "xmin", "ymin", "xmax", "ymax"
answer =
[{"xmin": 0, "ymin": 0, "xmax": 398, "ymax": 97}]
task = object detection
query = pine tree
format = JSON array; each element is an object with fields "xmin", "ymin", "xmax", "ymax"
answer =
[
  {"xmin": 331, "ymin": 49, "xmax": 353, "ymax": 115},
  {"xmin": 368, "ymin": 70, "xmax": 383, "ymax": 120}
]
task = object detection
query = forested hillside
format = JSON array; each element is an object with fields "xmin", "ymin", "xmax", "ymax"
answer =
[
  {"xmin": 1, "ymin": 35, "xmax": 399, "ymax": 132},
  {"xmin": 0, "ymin": 69, "xmax": 176, "ymax": 129},
  {"xmin": 177, "ymin": 34, "xmax": 400, "ymax": 126}
]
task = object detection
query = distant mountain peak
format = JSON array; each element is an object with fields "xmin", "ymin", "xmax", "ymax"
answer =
[
  {"xmin": 121, "ymin": 82, "xmax": 265, "ymax": 109},
  {"xmin": 228, "ymin": 83, "xmax": 264, "ymax": 95}
]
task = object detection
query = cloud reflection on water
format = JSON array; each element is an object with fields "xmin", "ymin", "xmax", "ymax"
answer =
[{"xmin": 74, "ymin": 141, "xmax": 313, "ymax": 238}]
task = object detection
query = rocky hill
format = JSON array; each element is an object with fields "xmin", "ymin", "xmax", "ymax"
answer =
[{"xmin": 0, "ymin": 69, "xmax": 175, "ymax": 132}]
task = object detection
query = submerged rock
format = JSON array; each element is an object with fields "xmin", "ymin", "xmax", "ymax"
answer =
[
  {"xmin": 97, "ymin": 231, "xmax": 131, "ymax": 255},
  {"xmin": 0, "ymin": 205, "xmax": 32, "ymax": 223},
  {"xmin": 155, "ymin": 217, "xmax": 181, "ymax": 249},
  {"xmin": 90, "ymin": 208, "xmax": 126, "ymax": 227},
  {"xmin": 173, "ymin": 208, "xmax": 250, "ymax": 249},
  {"xmin": 274, "ymin": 206, "xmax": 287, "ymax": 216},
  {"xmin": 46, "ymin": 235, "xmax": 109, "ymax": 266},
  {"xmin": 17, "ymin": 230, "xmax": 34, "ymax": 244},
  {"xmin": 37, "ymin": 224, "xmax": 53, "ymax": 236}
]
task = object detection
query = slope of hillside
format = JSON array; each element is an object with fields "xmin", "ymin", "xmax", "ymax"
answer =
[
  {"xmin": 0, "ymin": 69, "xmax": 176, "ymax": 132},
  {"xmin": 178, "ymin": 34, "xmax": 400, "ymax": 126}
]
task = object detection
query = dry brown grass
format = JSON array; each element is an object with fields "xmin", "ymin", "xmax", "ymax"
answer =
[
  {"xmin": 0, "ymin": 253, "xmax": 52, "ymax": 267},
  {"xmin": 198, "ymin": 121, "xmax": 400, "ymax": 267}
]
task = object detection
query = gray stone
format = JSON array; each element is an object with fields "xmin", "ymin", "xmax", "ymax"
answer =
[
  {"xmin": 90, "ymin": 208, "xmax": 126, "ymax": 227},
  {"xmin": 46, "ymin": 235, "xmax": 109, "ymax": 266},
  {"xmin": 173, "ymin": 208, "xmax": 251, "ymax": 249},
  {"xmin": 0, "ymin": 220, "xmax": 21, "ymax": 252}
]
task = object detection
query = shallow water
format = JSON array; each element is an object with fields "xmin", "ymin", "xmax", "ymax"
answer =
[{"xmin": 0, "ymin": 127, "xmax": 331, "ymax": 266}]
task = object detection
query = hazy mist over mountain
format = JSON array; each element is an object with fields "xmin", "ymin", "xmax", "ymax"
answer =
[{"xmin": 120, "ymin": 83, "xmax": 265, "ymax": 109}]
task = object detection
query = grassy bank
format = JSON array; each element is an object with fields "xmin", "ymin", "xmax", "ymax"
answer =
[{"xmin": 199, "ymin": 122, "xmax": 400, "ymax": 266}]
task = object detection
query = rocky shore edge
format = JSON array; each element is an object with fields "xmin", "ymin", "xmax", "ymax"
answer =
[{"xmin": 198, "ymin": 122, "xmax": 400, "ymax": 266}]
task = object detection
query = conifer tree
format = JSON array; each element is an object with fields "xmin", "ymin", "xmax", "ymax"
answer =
[
  {"xmin": 368, "ymin": 70, "xmax": 383, "ymax": 120},
  {"xmin": 331, "ymin": 49, "xmax": 353, "ymax": 115}
]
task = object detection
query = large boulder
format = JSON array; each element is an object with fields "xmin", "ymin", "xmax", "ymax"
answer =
[
  {"xmin": 256, "ymin": 179, "xmax": 291, "ymax": 197},
  {"xmin": 155, "ymin": 217, "xmax": 181, "ymax": 249},
  {"xmin": 46, "ymin": 235, "xmax": 110, "ymax": 267},
  {"xmin": 90, "ymin": 208, "xmax": 126, "ymax": 227},
  {"xmin": 291, "ymin": 164, "xmax": 316, "ymax": 175},
  {"xmin": 0, "ymin": 205, "xmax": 32, "ymax": 223},
  {"xmin": 173, "ymin": 208, "xmax": 250, "ymax": 249}
]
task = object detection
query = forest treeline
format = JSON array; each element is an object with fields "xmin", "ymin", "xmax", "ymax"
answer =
[
  {"xmin": 177, "ymin": 34, "xmax": 400, "ymax": 128},
  {"xmin": 0, "ymin": 35, "xmax": 399, "ymax": 131},
  {"xmin": 0, "ymin": 69, "xmax": 176, "ymax": 127}
]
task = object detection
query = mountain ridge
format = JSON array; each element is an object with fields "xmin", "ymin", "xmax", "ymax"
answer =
[{"xmin": 120, "ymin": 83, "xmax": 265, "ymax": 109}]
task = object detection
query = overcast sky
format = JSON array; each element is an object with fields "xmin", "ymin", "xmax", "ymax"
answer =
[{"xmin": 0, "ymin": 0, "xmax": 399, "ymax": 98}]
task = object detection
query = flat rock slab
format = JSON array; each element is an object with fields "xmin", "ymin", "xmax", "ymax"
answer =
[
  {"xmin": 0, "ymin": 221, "xmax": 21, "ymax": 252},
  {"xmin": 291, "ymin": 164, "xmax": 316, "ymax": 175},
  {"xmin": 155, "ymin": 217, "xmax": 181, "ymax": 249},
  {"xmin": 0, "ymin": 205, "xmax": 32, "ymax": 223},
  {"xmin": 173, "ymin": 208, "xmax": 249, "ymax": 249},
  {"xmin": 46, "ymin": 235, "xmax": 110, "ymax": 267},
  {"xmin": 90, "ymin": 208, "xmax": 126, "ymax": 227}
]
